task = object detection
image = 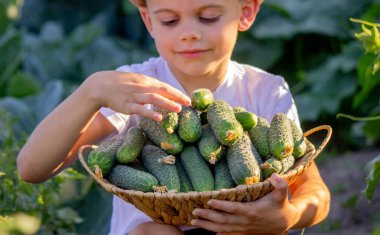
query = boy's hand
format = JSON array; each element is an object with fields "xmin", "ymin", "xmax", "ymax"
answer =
[
  {"xmin": 85, "ymin": 71, "xmax": 191, "ymax": 121},
  {"xmin": 191, "ymin": 174, "xmax": 299, "ymax": 234}
]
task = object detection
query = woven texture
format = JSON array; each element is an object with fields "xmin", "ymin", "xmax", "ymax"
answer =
[{"xmin": 79, "ymin": 125, "xmax": 332, "ymax": 226}]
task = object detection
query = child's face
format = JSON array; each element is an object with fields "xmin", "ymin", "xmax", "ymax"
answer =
[{"xmin": 139, "ymin": 0, "xmax": 257, "ymax": 79}]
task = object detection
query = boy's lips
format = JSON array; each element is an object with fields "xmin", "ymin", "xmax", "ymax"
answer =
[{"xmin": 177, "ymin": 49, "xmax": 210, "ymax": 58}]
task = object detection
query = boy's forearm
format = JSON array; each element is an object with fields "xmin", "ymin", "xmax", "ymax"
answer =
[
  {"xmin": 17, "ymin": 79, "xmax": 102, "ymax": 183},
  {"xmin": 288, "ymin": 162, "xmax": 331, "ymax": 229},
  {"xmin": 289, "ymin": 181, "xmax": 330, "ymax": 229}
]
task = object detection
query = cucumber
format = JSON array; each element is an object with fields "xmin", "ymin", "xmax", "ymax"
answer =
[
  {"xmin": 227, "ymin": 133, "xmax": 261, "ymax": 185},
  {"xmin": 108, "ymin": 165, "xmax": 158, "ymax": 192},
  {"xmin": 141, "ymin": 145, "xmax": 180, "ymax": 192},
  {"xmin": 191, "ymin": 88, "xmax": 214, "ymax": 111},
  {"xmin": 116, "ymin": 127, "xmax": 145, "ymax": 164},
  {"xmin": 180, "ymin": 146, "xmax": 214, "ymax": 192}
]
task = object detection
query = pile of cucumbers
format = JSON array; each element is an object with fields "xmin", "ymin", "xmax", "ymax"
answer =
[{"xmin": 87, "ymin": 89, "xmax": 307, "ymax": 193}]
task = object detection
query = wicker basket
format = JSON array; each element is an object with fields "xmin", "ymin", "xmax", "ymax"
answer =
[{"xmin": 78, "ymin": 125, "xmax": 332, "ymax": 226}]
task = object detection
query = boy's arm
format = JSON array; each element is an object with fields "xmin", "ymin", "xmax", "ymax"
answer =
[
  {"xmin": 17, "ymin": 81, "xmax": 114, "ymax": 183},
  {"xmin": 190, "ymin": 161, "xmax": 330, "ymax": 234},
  {"xmin": 17, "ymin": 71, "xmax": 191, "ymax": 183},
  {"xmin": 288, "ymin": 161, "xmax": 330, "ymax": 229}
]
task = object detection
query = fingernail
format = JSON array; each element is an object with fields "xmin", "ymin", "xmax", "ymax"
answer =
[
  {"xmin": 272, "ymin": 173, "xmax": 281, "ymax": 182},
  {"xmin": 185, "ymin": 96, "xmax": 192, "ymax": 106},
  {"xmin": 207, "ymin": 200, "xmax": 215, "ymax": 206},
  {"xmin": 175, "ymin": 103, "xmax": 182, "ymax": 112},
  {"xmin": 190, "ymin": 219, "xmax": 197, "ymax": 226},
  {"xmin": 192, "ymin": 209, "xmax": 199, "ymax": 216},
  {"xmin": 154, "ymin": 113, "xmax": 162, "ymax": 121}
]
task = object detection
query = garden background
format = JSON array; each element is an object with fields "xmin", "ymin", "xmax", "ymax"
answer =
[{"xmin": 0, "ymin": 0, "xmax": 379, "ymax": 234}]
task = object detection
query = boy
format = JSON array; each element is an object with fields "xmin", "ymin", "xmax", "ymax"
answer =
[{"xmin": 17, "ymin": 0, "xmax": 330, "ymax": 234}]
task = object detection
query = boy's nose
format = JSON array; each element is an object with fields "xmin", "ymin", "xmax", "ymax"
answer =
[{"xmin": 178, "ymin": 22, "xmax": 201, "ymax": 41}]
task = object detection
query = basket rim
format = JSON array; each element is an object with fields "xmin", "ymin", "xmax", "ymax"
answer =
[{"xmin": 78, "ymin": 125, "xmax": 332, "ymax": 197}]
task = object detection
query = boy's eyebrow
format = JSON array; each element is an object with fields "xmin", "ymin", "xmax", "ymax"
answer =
[{"xmin": 153, "ymin": 4, "xmax": 225, "ymax": 14}]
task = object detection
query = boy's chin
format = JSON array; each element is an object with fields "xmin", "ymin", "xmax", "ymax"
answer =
[
  {"xmin": 170, "ymin": 61, "xmax": 224, "ymax": 78},
  {"xmin": 174, "ymin": 66, "xmax": 212, "ymax": 78}
]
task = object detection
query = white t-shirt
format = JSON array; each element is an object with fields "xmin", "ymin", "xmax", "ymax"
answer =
[{"xmin": 100, "ymin": 57, "xmax": 300, "ymax": 235}]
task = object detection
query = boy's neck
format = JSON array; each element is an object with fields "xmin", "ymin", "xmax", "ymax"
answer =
[{"xmin": 167, "ymin": 61, "xmax": 229, "ymax": 95}]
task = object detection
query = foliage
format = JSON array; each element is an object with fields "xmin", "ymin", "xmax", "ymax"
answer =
[
  {"xmin": 365, "ymin": 155, "xmax": 380, "ymax": 201},
  {"xmin": 1, "ymin": 0, "xmax": 380, "ymax": 233},
  {"xmin": 0, "ymin": 109, "xmax": 84, "ymax": 234},
  {"xmin": 236, "ymin": 0, "xmax": 380, "ymax": 151},
  {"xmin": 335, "ymin": 19, "xmax": 380, "ymax": 200},
  {"xmin": 351, "ymin": 18, "xmax": 380, "ymax": 110}
]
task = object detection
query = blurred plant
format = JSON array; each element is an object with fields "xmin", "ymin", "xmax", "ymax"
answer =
[
  {"xmin": 0, "ymin": 109, "xmax": 85, "ymax": 234},
  {"xmin": 336, "ymin": 18, "xmax": 380, "ymax": 200},
  {"xmin": 0, "ymin": 213, "xmax": 40, "ymax": 235},
  {"xmin": 1, "ymin": 0, "xmax": 379, "ymax": 233}
]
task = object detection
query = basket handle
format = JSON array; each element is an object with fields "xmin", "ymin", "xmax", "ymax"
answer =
[{"xmin": 303, "ymin": 125, "xmax": 333, "ymax": 160}]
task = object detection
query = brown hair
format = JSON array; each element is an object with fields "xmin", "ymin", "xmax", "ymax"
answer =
[
  {"xmin": 129, "ymin": 0, "xmax": 264, "ymax": 7},
  {"xmin": 129, "ymin": 0, "xmax": 146, "ymax": 7}
]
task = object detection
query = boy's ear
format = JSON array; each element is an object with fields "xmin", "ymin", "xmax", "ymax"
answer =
[
  {"xmin": 138, "ymin": 7, "xmax": 155, "ymax": 38},
  {"xmin": 238, "ymin": 0, "xmax": 260, "ymax": 32}
]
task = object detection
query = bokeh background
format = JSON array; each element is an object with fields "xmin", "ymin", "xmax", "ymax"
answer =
[{"xmin": 0, "ymin": 0, "xmax": 379, "ymax": 234}]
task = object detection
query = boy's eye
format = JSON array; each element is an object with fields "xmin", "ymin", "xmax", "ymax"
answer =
[
  {"xmin": 161, "ymin": 19, "xmax": 179, "ymax": 26},
  {"xmin": 199, "ymin": 16, "xmax": 220, "ymax": 24}
]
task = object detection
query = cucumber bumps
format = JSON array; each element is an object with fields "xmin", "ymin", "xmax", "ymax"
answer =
[
  {"xmin": 116, "ymin": 127, "xmax": 145, "ymax": 164},
  {"xmin": 248, "ymin": 116, "xmax": 271, "ymax": 160},
  {"xmin": 227, "ymin": 133, "xmax": 261, "ymax": 185},
  {"xmin": 207, "ymin": 100, "xmax": 244, "ymax": 146},
  {"xmin": 177, "ymin": 106, "xmax": 202, "ymax": 143},
  {"xmin": 108, "ymin": 165, "xmax": 158, "ymax": 192},
  {"xmin": 141, "ymin": 145, "xmax": 180, "ymax": 192},
  {"xmin": 198, "ymin": 125, "xmax": 223, "ymax": 164},
  {"xmin": 180, "ymin": 146, "xmax": 214, "ymax": 192},
  {"xmin": 191, "ymin": 88, "xmax": 214, "ymax": 111},
  {"xmin": 140, "ymin": 117, "xmax": 183, "ymax": 155},
  {"xmin": 269, "ymin": 113, "xmax": 294, "ymax": 159},
  {"xmin": 87, "ymin": 136, "xmax": 123, "ymax": 177}
]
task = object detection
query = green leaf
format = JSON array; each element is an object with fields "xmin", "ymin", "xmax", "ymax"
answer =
[
  {"xmin": 76, "ymin": 186, "xmax": 112, "ymax": 235},
  {"xmin": 22, "ymin": 31, "xmax": 72, "ymax": 83},
  {"xmin": 364, "ymin": 154, "xmax": 380, "ymax": 200},
  {"xmin": 0, "ymin": 2, "xmax": 11, "ymax": 35},
  {"xmin": 57, "ymin": 168, "xmax": 86, "ymax": 180},
  {"xmin": 354, "ymin": 53, "xmax": 379, "ymax": 108},
  {"xmin": 34, "ymin": 80, "xmax": 64, "ymax": 122},
  {"xmin": 363, "ymin": 111, "xmax": 380, "ymax": 141},
  {"xmin": 6, "ymin": 71, "xmax": 40, "ymax": 98},
  {"xmin": 68, "ymin": 17, "xmax": 104, "ymax": 51},
  {"xmin": 0, "ymin": 28, "xmax": 22, "ymax": 88},
  {"xmin": 233, "ymin": 36, "xmax": 283, "ymax": 69},
  {"xmin": 75, "ymin": 37, "xmax": 127, "ymax": 75},
  {"xmin": 0, "ymin": 97, "xmax": 36, "ymax": 136},
  {"xmin": 295, "ymin": 43, "xmax": 360, "ymax": 121},
  {"xmin": 253, "ymin": 0, "xmax": 367, "ymax": 39},
  {"xmin": 40, "ymin": 21, "xmax": 64, "ymax": 43}
]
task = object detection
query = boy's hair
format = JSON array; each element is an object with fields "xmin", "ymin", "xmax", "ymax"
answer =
[{"xmin": 130, "ymin": 0, "xmax": 264, "ymax": 7}]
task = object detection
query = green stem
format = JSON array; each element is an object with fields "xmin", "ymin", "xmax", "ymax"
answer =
[
  {"xmin": 336, "ymin": 113, "xmax": 380, "ymax": 121},
  {"xmin": 350, "ymin": 18, "xmax": 380, "ymax": 27}
]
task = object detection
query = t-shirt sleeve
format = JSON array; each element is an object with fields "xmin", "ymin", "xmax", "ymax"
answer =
[
  {"xmin": 99, "ymin": 107, "xmax": 130, "ymax": 134},
  {"xmin": 266, "ymin": 76, "xmax": 301, "ymax": 128}
]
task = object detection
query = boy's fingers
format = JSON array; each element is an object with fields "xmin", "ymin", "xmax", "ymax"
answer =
[
  {"xmin": 191, "ymin": 219, "xmax": 241, "ymax": 233},
  {"xmin": 125, "ymin": 103, "xmax": 162, "ymax": 121},
  {"xmin": 192, "ymin": 208, "xmax": 241, "ymax": 225},
  {"xmin": 134, "ymin": 93, "xmax": 182, "ymax": 113},
  {"xmin": 206, "ymin": 200, "xmax": 246, "ymax": 214},
  {"xmin": 268, "ymin": 173, "xmax": 288, "ymax": 201},
  {"xmin": 151, "ymin": 80, "xmax": 191, "ymax": 106}
]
